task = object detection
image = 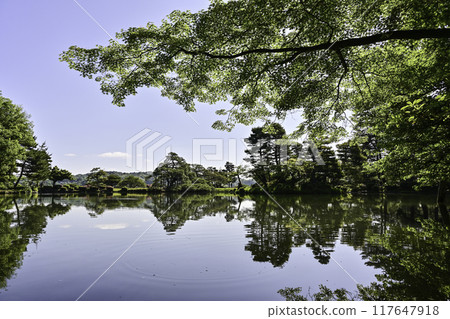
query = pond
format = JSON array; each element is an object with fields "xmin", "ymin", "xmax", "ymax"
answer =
[{"xmin": 0, "ymin": 194, "xmax": 448, "ymax": 301}]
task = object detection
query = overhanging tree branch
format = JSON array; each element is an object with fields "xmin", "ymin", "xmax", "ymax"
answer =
[{"xmin": 177, "ymin": 29, "xmax": 450, "ymax": 59}]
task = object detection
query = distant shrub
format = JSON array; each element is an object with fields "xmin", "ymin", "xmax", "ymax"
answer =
[
  {"xmin": 118, "ymin": 176, "xmax": 146, "ymax": 188},
  {"xmin": 181, "ymin": 183, "xmax": 214, "ymax": 193}
]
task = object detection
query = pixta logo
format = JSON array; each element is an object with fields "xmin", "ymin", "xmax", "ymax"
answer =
[{"xmin": 126, "ymin": 129, "xmax": 172, "ymax": 171}]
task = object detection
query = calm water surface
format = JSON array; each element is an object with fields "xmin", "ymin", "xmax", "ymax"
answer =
[{"xmin": 0, "ymin": 194, "xmax": 447, "ymax": 300}]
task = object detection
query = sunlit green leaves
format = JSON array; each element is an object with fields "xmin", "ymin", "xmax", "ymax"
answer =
[
  {"xmin": 0, "ymin": 94, "xmax": 36, "ymax": 188},
  {"xmin": 61, "ymin": 0, "xmax": 449, "ymax": 133}
]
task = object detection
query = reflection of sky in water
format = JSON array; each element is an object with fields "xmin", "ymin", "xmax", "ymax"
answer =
[{"xmin": 94, "ymin": 224, "xmax": 128, "ymax": 230}]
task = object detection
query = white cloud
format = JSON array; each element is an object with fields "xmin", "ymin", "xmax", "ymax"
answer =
[
  {"xmin": 98, "ymin": 152, "xmax": 128, "ymax": 158},
  {"xmin": 94, "ymin": 223, "xmax": 128, "ymax": 230},
  {"xmin": 64, "ymin": 153, "xmax": 77, "ymax": 157}
]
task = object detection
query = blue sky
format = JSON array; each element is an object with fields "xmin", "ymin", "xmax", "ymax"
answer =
[{"xmin": 0, "ymin": 0, "xmax": 300, "ymax": 174}]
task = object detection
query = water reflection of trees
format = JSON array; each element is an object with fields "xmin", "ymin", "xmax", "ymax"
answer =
[
  {"xmin": 0, "ymin": 197, "xmax": 71, "ymax": 290},
  {"xmin": 363, "ymin": 219, "xmax": 450, "ymax": 300},
  {"xmin": 78, "ymin": 194, "xmax": 248, "ymax": 233},
  {"xmin": 244, "ymin": 196, "xmax": 293, "ymax": 267},
  {"xmin": 1, "ymin": 193, "xmax": 447, "ymax": 300},
  {"xmin": 240, "ymin": 194, "xmax": 446, "ymax": 270},
  {"xmin": 83, "ymin": 196, "xmax": 147, "ymax": 217},
  {"xmin": 242, "ymin": 195, "xmax": 349, "ymax": 266},
  {"xmin": 272, "ymin": 194, "xmax": 450, "ymax": 300},
  {"xmin": 146, "ymin": 194, "xmax": 245, "ymax": 233},
  {"xmin": 85, "ymin": 193, "xmax": 444, "ymax": 271},
  {"xmin": 279, "ymin": 218, "xmax": 450, "ymax": 300}
]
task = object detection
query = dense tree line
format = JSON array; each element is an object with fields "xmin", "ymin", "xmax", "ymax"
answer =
[
  {"xmin": 0, "ymin": 89, "xmax": 444, "ymax": 198},
  {"xmin": 239, "ymin": 123, "xmax": 428, "ymax": 195},
  {"xmin": 144, "ymin": 123, "xmax": 444, "ymax": 197},
  {"xmin": 151, "ymin": 152, "xmax": 237, "ymax": 192}
]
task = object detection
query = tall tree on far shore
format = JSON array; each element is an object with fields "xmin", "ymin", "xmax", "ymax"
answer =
[
  {"xmin": 49, "ymin": 166, "xmax": 74, "ymax": 188},
  {"xmin": 86, "ymin": 167, "xmax": 108, "ymax": 187},
  {"xmin": 224, "ymin": 161, "xmax": 237, "ymax": 187},
  {"xmin": 0, "ymin": 93, "xmax": 36, "ymax": 188},
  {"xmin": 336, "ymin": 140, "xmax": 367, "ymax": 192},
  {"xmin": 105, "ymin": 173, "xmax": 122, "ymax": 187},
  {"xmin": 118, "ymin": 175, "xmax": 146, "ymax": 188},
  {"xmin": 152, "ymin": 152, "xmax": 194, "ymax": 190},
  {"xmin": 245, "ymin": 123, "xmax": 286, "ymax": 189},
  {"xmin": 22, "ymin": 142, "xmax": 52, "ymax": 187}
]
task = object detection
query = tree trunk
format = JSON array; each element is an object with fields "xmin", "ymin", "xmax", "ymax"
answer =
[
  {"xmin": 422, "ymin": 203, "xmax": 429, "ymax": 219},
  {"xmin": 237, "ymin": 173, "xmax": 242, "ymax": 188},
  {"xmin": 180, "ymin": 29, "xmax": 450, "ymax": 59},
  {"xmin": 437, "ymin": 181, "xmax": 449, "ymax": 224},
  {"xmin": 13, "ymin": 161, "xmax": 26, "ymax": 189}
]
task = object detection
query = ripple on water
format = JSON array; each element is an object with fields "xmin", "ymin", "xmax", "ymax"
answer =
[{"xmin": 93, "ymin": 222, "xmax": 277, "ymax": 300}]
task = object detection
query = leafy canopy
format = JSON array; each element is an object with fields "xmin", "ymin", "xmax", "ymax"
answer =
[
  {"xmin": 86, "ymin": 167, "xmax": 108, "ymax": 187},
  {"xmin": 0, "ymin": 93, "xmax": 36, "ymax": 188},
  {"xmin": 60, "ymin": 0, "xmax": 450, "ymax": 133},
  {"xmin": 118, "ymin": 175, "xmax": 146, "ymax": 188},
  {"xmin": 49, "ymin": 166, "xmax": 74, "ymax": 187},
  {"xmin": 22, "ymin": 142, "xmax": 52, "ymax": 186}
]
